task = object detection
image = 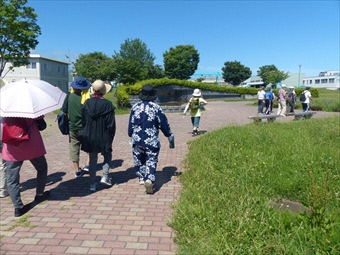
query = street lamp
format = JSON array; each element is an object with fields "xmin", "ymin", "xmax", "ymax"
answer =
[{"xmin": 298, "ymin": 64, "xmax": 301, "ymax": 87}]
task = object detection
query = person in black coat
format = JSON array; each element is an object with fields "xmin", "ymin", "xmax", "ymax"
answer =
[{"xmin": 81, "ymin": 80, "xmax": 116, "ymax": 191}]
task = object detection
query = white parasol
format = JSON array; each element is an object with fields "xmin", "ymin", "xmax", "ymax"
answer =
[{"xmin": 0, "ymin": 79, "xmax": 67, "ymax": 118}]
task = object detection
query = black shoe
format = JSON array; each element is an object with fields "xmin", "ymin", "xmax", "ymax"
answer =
[
  {"xmin": 75, "ymin": 169, "xmax": 85, "ymax": 178},
  {"xmin": 14, "ymin": 204, "xmax": 31, "ymax": 217},
  {"xmin": 34, "ymin": 191, "xmax": 50, "ymax": 204}
]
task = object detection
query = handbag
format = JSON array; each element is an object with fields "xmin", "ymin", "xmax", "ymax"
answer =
[
  {"xmin": 1, "ymin": 117, "xmax": 32, "ymax": 145},
  {"xmin": 56, "ymin": 112, "xmax": 69, "ymax": 135}
]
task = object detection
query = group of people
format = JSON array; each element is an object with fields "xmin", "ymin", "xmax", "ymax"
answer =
[
  {"xmin": 257, "ymin": 85, "xmax": 314, "ymax": 116},
  {"xmin": 0, "ymin": 80, "xmax": 208, "ymax": 217}
]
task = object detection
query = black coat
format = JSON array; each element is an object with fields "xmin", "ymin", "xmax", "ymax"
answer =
[{"xmin": 81, "ymin": 98, "xmax": 116, "ymax": 154}]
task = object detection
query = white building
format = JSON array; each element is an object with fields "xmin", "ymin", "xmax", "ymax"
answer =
[
  {"xmin": 303, "ymin": 70, "xmax": 340, "ymax": 89},
  {"xmin": 3, "ymin": 54, "xmax": 69, "ymax": 93},
  {"xmin": 239, "ymin": 73, "xmax": 304, "ymax": 88}
]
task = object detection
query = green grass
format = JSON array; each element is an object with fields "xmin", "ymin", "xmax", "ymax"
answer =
[{"xmin": 169, "ymin": 117, "xmax": 340, "ymax": 255}]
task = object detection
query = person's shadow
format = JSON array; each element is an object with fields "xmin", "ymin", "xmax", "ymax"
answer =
[
  {"xmin": 19, "ymin": 171, "xmax": 66, "ymax": 193},
  {"xmin": 153, "ymin": 166, "xmax": 181, "ymax": 193},
  {"xmin": 45, "ymin": 158, "xmax": 138, "ymax": 201}
]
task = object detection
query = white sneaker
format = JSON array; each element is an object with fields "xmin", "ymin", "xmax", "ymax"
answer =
[
  {"xmin": 100, "ymin": 176, "xmax": 112, "ymax": 186},
  {"xmin": 139, "ymin": 179, "xmax": 145, "ymax": 185},
  {"xmin": 144, "ymin": 180, "xmax": 154, "ymax": 194}
]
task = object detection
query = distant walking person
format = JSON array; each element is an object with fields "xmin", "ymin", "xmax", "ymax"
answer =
[
  {"xmin": 276, "ymin": 84, "xmax": 287, "ymax": 116},
  {"xmin": 183, "ymin": 88, "xmax": 208, "ymax": 136},
  {"xmin": 128, "ymin": 84, "xmax": 174, "ymax": 194},
  {"xmin": 81, "ymin": 80, "xmax": 116, "ymax": 191},
  {"xmin": 257, "ymin": 86, "xmax": 266, "ymax": 114},
  {"xmin": 286, "ymin": 86, "xmax": 296, "ymax": 114},
  {"xmin": 301, "ymin": 86, "xmax": 314, "ymax": 112},
  {"xmin": 62, "ymin": 77, "xmax": 91, "ymax": 178},
  {"xmin": 264, "ymin": 87, "xmax": 274, "ymax": 115}
]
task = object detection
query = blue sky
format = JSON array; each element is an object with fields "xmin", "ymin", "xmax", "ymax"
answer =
[{"xmin": 29, "ymin": 0, "xmax": 339, "ymax": 78}]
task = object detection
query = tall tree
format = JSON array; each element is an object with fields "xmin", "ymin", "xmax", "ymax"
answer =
[
  {"xmin": 257, "ymin": 65, "xmax": 289, "ymax": 87},
  {"xmin": 74, "ymin": 52, "xmax": 116, "ymax": 82},
  {"xmin": 112, "ymin": 38, "xmax": 162, "ymax": 84},
  {"xmin": 0, "ymin": 0, "xmax": 41, "ymax": 78},
  {"xmin": 163, "ymin": 45, "xmax": 199, "ymax": 80},
  {"xmin": 221, "ymin": 61, "xmax": 252, "ymax": 86}
]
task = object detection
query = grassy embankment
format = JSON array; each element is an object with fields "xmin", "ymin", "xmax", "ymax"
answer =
[{"xmin": 169, "ymin": 89, "xmax": 340, "ymax": 254}]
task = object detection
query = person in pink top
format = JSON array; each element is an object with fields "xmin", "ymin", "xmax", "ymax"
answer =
[{"xmin": 1, "ymin": 116, "xmax": 50, "ymax": 217}]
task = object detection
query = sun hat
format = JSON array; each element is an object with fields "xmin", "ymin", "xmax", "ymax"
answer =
[
  {"xmin": 192, "ymin": 88, "xmax": 201, "ymax": 97},
  {"xmin": 290, "ymin": 86, "xmax": 294, "ymax": 89},
  {"xmin": 91, "ymin": 80, "xmax": 112, "ymax": 95},
  {"xmin": 139, "ymin": 84, "xmax": 157, "ymax": 101},
  {"xmin": 70, "ymin": 77, "xmax": 91, "ymax": 90},
  {"xmin": 281, "ymin": 84, "xmax": 286, "ymax": 88}
]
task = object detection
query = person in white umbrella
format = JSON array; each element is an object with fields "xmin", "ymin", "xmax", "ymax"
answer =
[{"xmin": 1, "ymin": 116, "xmax": 50, "ymax": 217}]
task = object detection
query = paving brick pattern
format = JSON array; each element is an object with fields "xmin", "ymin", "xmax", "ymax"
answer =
[{"xmin": 1, "ymin": 101, "xmax": 338, "ymax": 255}]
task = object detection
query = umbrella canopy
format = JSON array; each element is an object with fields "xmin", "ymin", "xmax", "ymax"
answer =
[{"xmin": 0, "ymin": 79, "xmax": 67, "ymax": 118}]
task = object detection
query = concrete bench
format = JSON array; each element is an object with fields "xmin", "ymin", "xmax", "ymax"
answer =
[
  {"xmin": 248, "ymin": 114, "xmax": 283, "ymax": 123},
  {"xmin": 293, "ymin": 111, "xmax": 317, "ymax": 120}
]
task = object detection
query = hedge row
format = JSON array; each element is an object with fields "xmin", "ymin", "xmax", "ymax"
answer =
[{"xmin": 116, "ymin": 78, "xmax": 318, "ymax": 107}]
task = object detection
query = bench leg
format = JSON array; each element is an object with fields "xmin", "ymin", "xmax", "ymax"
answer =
[
  {"xmin": 294, "ymin": 116, "xmax": 304, "ymax": 120},
  {"xmin": 267, "ymin": 118, "xmax": 276, "ymax": 123},
  {"xmin": 253, "ymin": 118, "xmax": 262, "ymax": 123},
  {"xmin": 305, "ymin": 114, "xmax": 313, "ymax": 119}
]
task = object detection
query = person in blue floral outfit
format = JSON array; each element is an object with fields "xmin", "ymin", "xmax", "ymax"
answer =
[{"xmin": 128, "ymin": 84, "xmax": 174, "ymax": 194}]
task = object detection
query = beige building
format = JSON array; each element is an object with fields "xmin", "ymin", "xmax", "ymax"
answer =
[{"xmin": 3, "ymin": 54, "xmax": 69, "ymax": 93}]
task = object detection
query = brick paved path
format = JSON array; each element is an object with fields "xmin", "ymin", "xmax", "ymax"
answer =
[{"xmin": 0, "ymin": 101, "xmax": 338, "ymax": 255}]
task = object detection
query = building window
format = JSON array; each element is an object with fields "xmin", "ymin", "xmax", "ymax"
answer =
[
  {"xmin": 62, "ymin": 67, "xmax": 66, "ymax": 74},
  {"xmin": 329, "ymin": 78, "xmax": 335, "ymax": 83},
  {"xmin": 43, "ymin": 63, "xmax": 50, "ymax": 71},
  {"xmin": 57, "ymin": 66, "xmax": 61, "ymax": 72},
  {"xmin": 303, "ymin": 80, "xmax": 305, "ymax": 85},
  {"xmin": 321, "ymin": 79, "xmax": 327, "ymax": 84},
  {"xmin": 315, "ymin": 79, "xmax": 320, "ymax": 84},
  {"xmin": 26, "ymin": 62, "xmax": 37, "ymax": 69},
  {"xmin": 310, "ymin": 80, "xmax": 313, "ymax": 84}
]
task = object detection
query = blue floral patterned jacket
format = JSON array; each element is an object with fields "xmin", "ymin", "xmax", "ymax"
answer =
[{"xmin": 128, "ymin": 101, "xmax": 172, "ymax": 149}]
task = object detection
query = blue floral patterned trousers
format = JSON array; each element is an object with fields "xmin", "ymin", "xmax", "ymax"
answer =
[{"xmin": 132, "ymin": 145, "xmax": 160, "ymax": 183}]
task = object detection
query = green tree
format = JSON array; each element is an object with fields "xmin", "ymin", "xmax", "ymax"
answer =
[
  {"xmin": 74, "ymin": 52, "xmax": 116, "ymax": 82},
  {"xmin": 0, "ymin": 0, "xmax": 41, "ymax": 78},
  {"xmin": 163, "ymin": 45, "xmax": 199, "ymax": 80},
  {"xmin": 221, "ymin": 61, "xmax": 252, "ymax": 86},
  {"xmin": 112, "ymin": 38, "xmax": 162, "ymax": 84},
  {"xmin": 257, "ymin": 65, "xmax": 289, "ymax": 87}
]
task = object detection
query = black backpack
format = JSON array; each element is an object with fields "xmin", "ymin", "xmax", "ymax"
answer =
[{"xmin": 299, "ymin": 92, "xmax": 306, "ymax": 102}]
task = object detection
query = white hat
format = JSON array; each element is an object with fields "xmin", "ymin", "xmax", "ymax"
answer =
[
  {"xmin": 91, "ymin": 80, "xmax": 112, "ymax": 95},
  {"xmin": 281, "ymin": 84, "xmax": 286, "ymax": 88},
  {"xmin": 192, "ymin": 89, "xmax": 201, "ymax": 97},
  {"xmin": 290, "ymin": 86, "xmax": 294, "ymax": 89}
]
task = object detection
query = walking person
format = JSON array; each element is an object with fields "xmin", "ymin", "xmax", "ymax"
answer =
[
  {"xmin": 81, "ymin": 80, "xmax": 116, "ymax": 191},
  {"xmin": 0, "ymin": 117, "xmax": 9, "ymax": 198},
  {"xmin": 62, "ymin": 77, "xmax": 91, "ymax": 178},
  {"xmin": 301, "ymin": 86, "xmax": 314, "ymax": 112},
  {"xmin": 276, "ymin": 84, "xmax": 287, "ymax": 116},
  {"xmin": 256, "ymin": 86, "xmax": 266, "ymax": 114},
  {"xmin": 183, "ymin": 88, "xmax": 208, "ymax": 136},
  {"xmin": 1, "ymin": 116, "xmax": 50, "ymax": 217},
  {"xmin": 286, "ymin": 86, "xmax": 296, "ymax": 115},
  {"xmin": 128, "ymin": 84, "xmax": 174, "ymax": 194},
  {"xmin": 264, "ymin": 87, "xmax": 273, "ymax": 115}
]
